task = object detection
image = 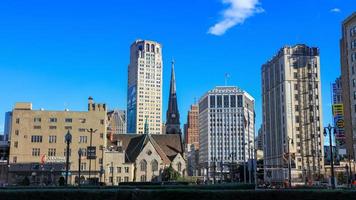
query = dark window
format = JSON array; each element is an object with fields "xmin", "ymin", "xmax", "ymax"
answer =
[
  {"xmin": 230, "ymin": 95, "xmax": 236, "ymax": 107},
  {"xmin": 237, "ymin": 95, "xmax": 243, "ymax": 107},
  {"xmin": 210, "ymin": 96, "xmax": 215, "ymax": 108},
  {"xmin": 223, "ymin": 95, "xmax": 229, "ymax": 108},
  {"xmin": 217, "ymin": 96, "xmax": 222, "ymax": 108}
]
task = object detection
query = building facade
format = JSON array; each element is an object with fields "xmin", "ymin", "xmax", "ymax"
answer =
[
  {"xmin": 184, "ymin": 104, "xmax": 199, "ymax": 151},
  {"xmin": 107, "ymin": 110, "xmax": 126, "ymax": 135},
  {"xmin": 262, "ymin": 44, "xmax": 324, "ymax": 184},
  {"xmin": 8, "ymin": 97, "xmax": 107, "ymax": 185},
  {"xmin": 332, "ymin": 77, "xmax": 347, "ymax": 160},
  {"xmin": 104, "ymin": 133, "xmax": 186, "ymax": 184},
  {"xmin": 340, "ymin": 12, "xmax": 356, "ymax": 160},
  {"xmin": 184, "ymin": 104, "xmax": 199, "ymax": 176},
  {"xmin": 198, "ymin": 86, "xmax": 255, "ymax": 182},
  {"xmin": 127, "ymin": 40, "xmax": 163, "ymax": 134}
]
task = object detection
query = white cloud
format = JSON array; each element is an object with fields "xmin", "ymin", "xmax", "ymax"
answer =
[
  {"xmin": 208, "ymin": 0, "xmax": 264, "ymax": 36},
  {"xmin": 330, "ymin": 8, "xmax": 341, "ymax": 13}
]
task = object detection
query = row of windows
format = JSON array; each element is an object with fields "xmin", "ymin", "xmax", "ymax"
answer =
[
  {"xmin": 31, "ymin": 135, "xmax": 101, "ymax": 143},
  {"xmin": 209, "ymin": 95, "xmax": 243, "ymax": 108}
]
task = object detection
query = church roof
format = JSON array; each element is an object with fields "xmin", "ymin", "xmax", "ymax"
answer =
[{"xmin": 109, "ymin": 134, "xmax": 183, "ymax": 164}]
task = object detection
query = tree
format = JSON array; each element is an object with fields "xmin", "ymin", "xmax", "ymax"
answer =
[
  {"xmin": 337, "ymin": 172, "xmax": 347, "ymax": 185},
  {"xmin": 58, "ymin": 176, "xmax": 65, "ymax": 186},
  {"xmin": 162, "ymin": 164, "xmax": 181, "ymax": 181}
]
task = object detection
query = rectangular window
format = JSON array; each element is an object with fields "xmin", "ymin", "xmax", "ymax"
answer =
[
  {"xmin": 217, "ymin": 96, "xmax": 222, "ymax": 108},
  {"xmin": 223, "ymin": 95, "xmax": 229, "ymax": 108},
  {"xmin": 79, "ymin": 136, "xmax": 88, "ymax": 143},
  {"xmin": 65, "ymin": 126, "xmax": 72, "ymax": 130},
  {"xmin": 237, "ymin": 95, "xmax": 243, "ymax": 107},
  {"xmin": 49, "ymin": 118, "xmax": 57, "ymax": 123},
  {"xmin": 48, "ymin": 148, "xmax": 56, "ymax": 156},
  {"xmin": 32, "ymin": 148, "xmax": 40, "ymax": 156},
  {"xmin": 230, "ymin": 95, "xmax": 236, "ymax": 107},
  {"xmin": 14, "ymin": 141, "xmax": 18, "ymax": 148},
  {"xmin": 49, "ymin": 135, "xmax": 57, "ymax": 143},
  {"xmin": 34, "ymin": 125, "xmax": 41, "ymax": 129},
  {"xmin": 34, "ymin": 117, "xmax": 41, "ymax": 123},
  {"xmin": 124, "ymin": 167, "xmax": 129, "ymax": 173},
  {"xmin": 49, "ymin": 126, "xmax": 56, "ymax": 130},
  {"xmin": 16, "ymin": 118, "xmax": 20, "ymax": 124},
  {"xmin": 209, "ymin": 96, "xmax": 215, "ymax": 108},
  {"xmin": 65, "ymin": 118, "xmax": 72, "ymax": 123},
  {"xmin": 117, "ymin": 167, "xmax": 122, "ymax": 173},
  {"xmin": 124, "ymin": 177, "xmax": 129, "ymax": 182},
  {"xmin": 31, "ymin": 135, "xmax": 43, "ymax": 143}
]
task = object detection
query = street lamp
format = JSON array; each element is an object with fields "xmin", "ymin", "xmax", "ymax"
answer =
[
  {"xmin": 285, "ymin": 136, "xmax": 293, "ymax": 188},
  {"xmin": 323, "ymin": 124, "xmax": 336, "ymax": 189},
  {"xmin": 78, "ymin": 148, "xmax": 83, "ymax": 187},
  {"xmin": 65, "ymin": 130, "xmax": 72, "ymax": 186}
]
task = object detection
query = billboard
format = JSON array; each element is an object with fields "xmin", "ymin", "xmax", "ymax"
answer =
[
  {"xmin": 332, "ymin": 104, "xmax": 345, "ymax": 144},
  {"xmin": 127, "ymin": 85, "xmax": 137, "ymax": 133}
]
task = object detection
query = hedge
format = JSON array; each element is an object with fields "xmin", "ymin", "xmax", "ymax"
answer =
[{"xmin": 0, "ymin": 188, "xmax": 355, "ymax": 200}]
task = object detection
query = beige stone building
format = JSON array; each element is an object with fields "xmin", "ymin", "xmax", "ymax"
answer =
[
  {"xmin": 340, "ymin": 12, "xmax": 356, "ymax": 160},
  {"xmin": 262, "ymin": 45, "xmax": 324, "ymax": 184},
  {"xmin": 127, "ymin": 40, "xmax": 163, "ymax": 134},
  {"xmin": 8, "ymin": 97, "xmax": 107, "ymax": 185},
  {"xmin": 104, "ymin": 134, "xmax": 185, "ymax": 184}
]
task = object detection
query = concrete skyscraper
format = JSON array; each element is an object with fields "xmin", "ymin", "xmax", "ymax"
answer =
[
  {"xmin": 340, "ymin": 12, "xmax": 356, "ymax": 160},
  {"xmin": 127, "ymin": 40, "xmax": 163, "ymax": 134},
  {"xmin": 198, "ymin": 86, "xmax": 255, "ymax": 182},
  {"xmin": 165, "ymin": 60, "xmax": 181, "ymax": 135},
  {"xmin": 262, "ymin": 44, "xmax": 324, "ymax": 184},
  {"xmin": 184, "ymin": 104, "xmax": 199, "ymax": 150}
]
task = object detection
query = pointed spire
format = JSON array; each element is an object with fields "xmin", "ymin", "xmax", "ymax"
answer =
[
  {"xmin": 166, "ymin": 58, "xmax": 181, "ymax": 134},
  {"xmin": 170, "ymin": 58, "xmax": 176, "ymax": 95}
]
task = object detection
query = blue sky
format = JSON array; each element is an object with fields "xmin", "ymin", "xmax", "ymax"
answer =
[{"xmin": 0, "ymin": 0, "xmax": 355, "ymax": 135}]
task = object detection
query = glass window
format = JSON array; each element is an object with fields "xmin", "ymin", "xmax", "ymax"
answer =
[
  {"xmin": 140, "ymin": 160, "xmax": 147, "ymax": 172},
  {"xmin": 230, "ymin": 95, "xmax": 236, "ymax": 107},
  {"xmin": 223, "ymin": 95, "xmax": 229, "ymax": 108},
  {"xmin": 217, "ymin": 95, "xmax": 222, "ymax": 108}
]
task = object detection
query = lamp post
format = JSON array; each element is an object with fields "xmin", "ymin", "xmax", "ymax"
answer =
[
  {"xmin": 285, "ymin": 136, "xmax": 293, "ymax": 188},
  {"xmin": 86, "ymin": 128, "xmax": 97, "ymax": 181},
  {"xmin": 323, "ymin": 124, "xmax": 336, "ymax": 189},
  {"xmin": 78, "ymin": 148, "xmax": 83, "ymax": 187},
  {"xmin": 65, "ymin": 130, "xmax": 72, "ymax": 186}
]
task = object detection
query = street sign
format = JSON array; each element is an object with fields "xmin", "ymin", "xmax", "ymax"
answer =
[
  {"xmin": 87, "ymin": 146, "xmax": 97, "ymax": 159},
  {"xmin": 336, "ymin": 119, "xmax": 345, "ymax": 129}
]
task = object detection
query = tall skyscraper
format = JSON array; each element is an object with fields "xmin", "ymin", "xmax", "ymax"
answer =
[
  {"xmin": 184, "ymin": 104, "xmax": 199, "ymax": 150},
  {"xmin": 340, "ymin": 12, "xmax": 356, "ymax": 160},
  {"xmin": 127, "ymin": 40, "xmax": 163, "ymax": 134},
  {"xmin": 262, "ymin": 44, "xmax": 324, "ymax": 184},
  {"xmin": 198, "ymin": 86, "xmax": 255, "ymax": 181},
  {"xmin": 165, "ymin": 60, "xmax": 181, "ymax": 134}
]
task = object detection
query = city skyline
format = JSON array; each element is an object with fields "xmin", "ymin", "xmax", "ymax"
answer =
[{"xmin": 1, "ymin": 0, "xmax": 356, "ymax": 134}]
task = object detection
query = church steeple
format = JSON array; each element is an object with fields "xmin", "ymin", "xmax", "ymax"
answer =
[{"xmin": 166, "ymin": 59, "xmax": 181, "ymax": 134}]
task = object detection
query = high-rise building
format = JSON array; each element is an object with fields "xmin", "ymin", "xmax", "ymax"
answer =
[
  {"xmin": 332, "ymin": 77, "xmax": 347, "ymax": 159},
  {"xmin": 107, "ymin": 110, "xmax": 126, "ymax": 135},
  {"xmin": 7, "ymin": 97, "xmax": 107, "ymax": 185},
  {"xmin": 127, "ymin": 40, "xmax": 163, "ymax": 134},
  {"xmin": 184, "ymin": 104, "xmax": 199, "ymax": 150},
  {"xmin": 262, "ymin": 44, "xmax": 324, "ymax": 184},
  {"xmin": 165, "ymin": 60, "xmax": 181, "ymax": 134},
  {"xmin": 184, "ymin": 104, "xmax": 199, "ymax": 176},
  {"xmin": 198, "ymin": 86, "xmax": 255, "ymax": 181},
  {"xmin": 340, "ymin": 12, "xmax": 356, "ymax": 160},
  {"xmin": 256, "ymin": 126, "xmax": 264, "ymax": 151}
]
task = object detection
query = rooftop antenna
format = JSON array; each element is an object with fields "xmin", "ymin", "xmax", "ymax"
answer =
[{"xmin": 224, "ymin": 73, "xmax": 230, "ymax": 86}]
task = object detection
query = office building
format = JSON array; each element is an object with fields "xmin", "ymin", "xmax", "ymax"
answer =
[
  {"xmin": 340, "ymin": 12, "xmax": 356, "ymax": 160},
  {"xmin": 262, "ymin": 44, "xmax": 324, "ymax": 184},
  {"xmin": 198, "ymin": 86, "xmax": 255, "ymax": 181},
  {"xmin": 127, "ymin": 40, "xmax": 163, "ymax": 134}
]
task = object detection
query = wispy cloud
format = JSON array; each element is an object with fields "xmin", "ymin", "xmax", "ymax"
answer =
[
  {"xmin": 208, "ymin": 0, "xmax": 264, "ymax": 36},
  {"xmin": 330, "ymin": 8, "xmax": 341, "ymax": 13}
]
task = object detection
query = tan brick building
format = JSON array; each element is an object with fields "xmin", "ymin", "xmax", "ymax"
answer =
[{"xmin": 8, "ymin": 97, "xmax": 107, "ymax": 185}]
